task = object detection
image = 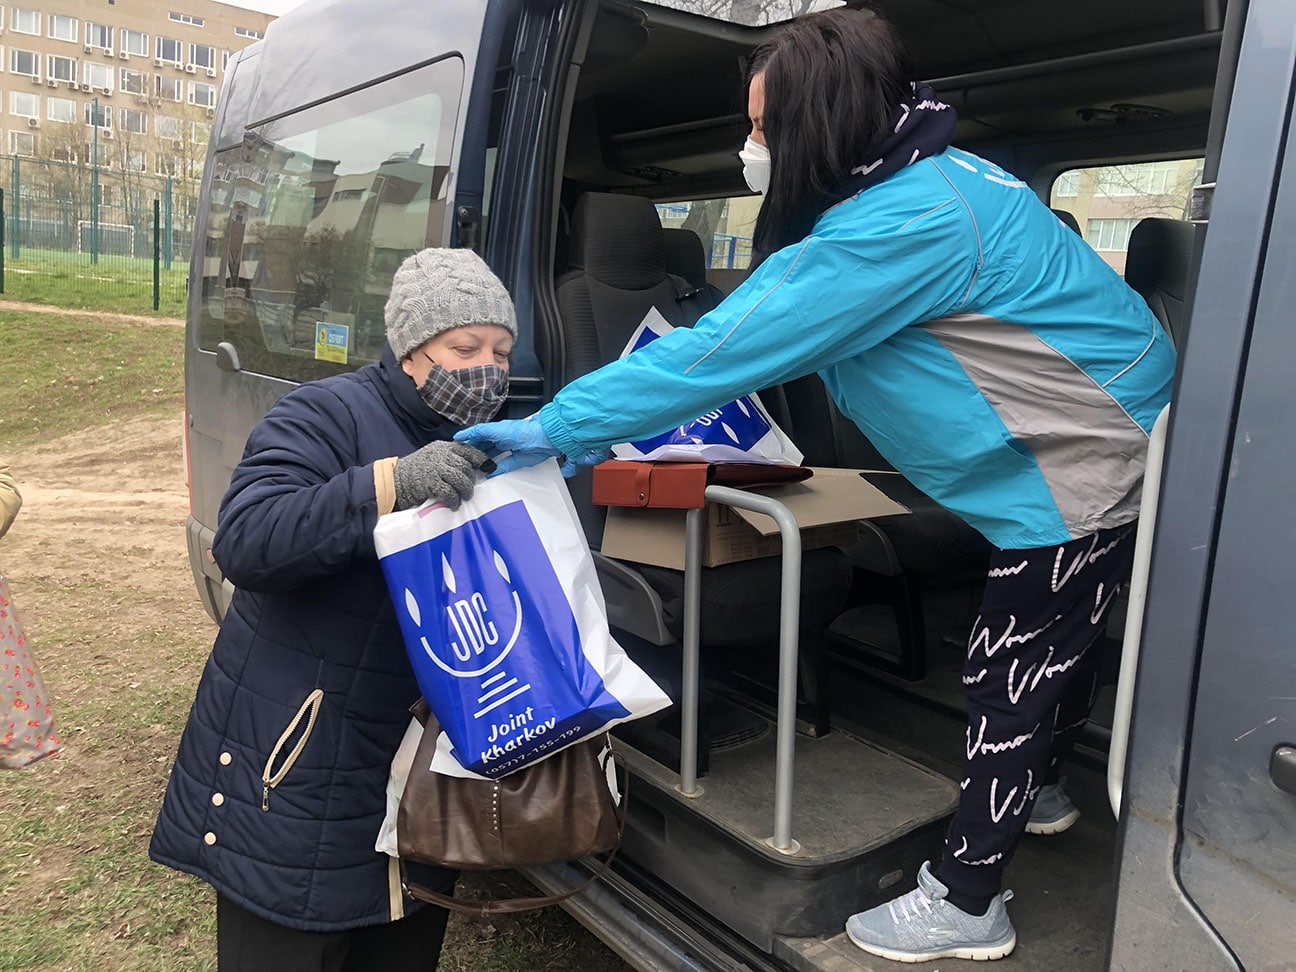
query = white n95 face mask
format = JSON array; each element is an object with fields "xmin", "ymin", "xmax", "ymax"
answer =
[{"xmin": 739, "ymin": 137, "xmax": 771, "ymax": 195}]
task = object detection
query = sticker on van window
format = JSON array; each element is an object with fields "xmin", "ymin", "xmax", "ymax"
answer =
[{"xmin": 315, "ymin": 322, "xmax": 349, "ymax": 364}]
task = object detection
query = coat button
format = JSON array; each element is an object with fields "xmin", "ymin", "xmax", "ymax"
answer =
[
  {"xmin": 204, "ymin": 832, "xmax": 217, "ymax": 846},
  {"xmin": 211, "ymin": 793, "xmax": 224, "ymax": 807},
  {"xmin": 219, "ymin": 752, "xmax": 232, "ymax": 765}
]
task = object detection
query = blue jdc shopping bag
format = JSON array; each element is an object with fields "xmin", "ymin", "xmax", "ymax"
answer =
[
  {"xmin": 611, "ymin": 308, "xmax": 803, "ymax": 465},
  {"xmin": 375, "ymin": 460, "xmax": 670, "ymax": 779}
]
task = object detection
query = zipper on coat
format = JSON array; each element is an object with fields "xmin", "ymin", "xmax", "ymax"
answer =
[{"xmin": 261, "ymin": 689, "xmax": 323, "ymax": 811}]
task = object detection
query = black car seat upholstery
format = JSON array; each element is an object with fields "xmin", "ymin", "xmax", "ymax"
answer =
[
  {"xmin": 1124, "ymin": 216, "xmax": 1195, "ymax": 348},
  {"xmin": 553, "ymin": 191, "xmax": 852, "ymax": 738}
]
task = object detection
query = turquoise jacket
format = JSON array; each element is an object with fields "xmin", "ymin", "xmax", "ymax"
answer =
[{"xmin": 539, "ymin": 148, "xmax": 1176, "ymax": 550}]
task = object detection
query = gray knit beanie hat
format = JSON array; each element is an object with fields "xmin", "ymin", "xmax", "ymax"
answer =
[{"xmin": 385, "ymin": 247, "xmax": 518, "ymax": 359}]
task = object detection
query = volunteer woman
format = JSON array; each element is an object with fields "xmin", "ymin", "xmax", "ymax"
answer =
[
  {"xmin": 151, "ymin": 248, "xmax": 510, "ymax": 971},
  {"xmin": 457, "ymin": 9, "xmax": 1175, "ymax": 964}
]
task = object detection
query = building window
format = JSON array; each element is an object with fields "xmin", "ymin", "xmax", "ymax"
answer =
[
  {"xmin": 190, "ymin": 43, "xmax": 216, "ymax": 70},
  {"xmin": 124, "ymin": 148, "xmax": 147, "ymax": 172},
  {"xmin": 1085, "ymin": 218, "xmax": 1138, "ymax": 252},
  {"xmin": 157, "ymin": 153, "xmax": 184, "ymax": 176},
  {"xmin": 85, "ymin": 21, "xmax": 113, "ymax": 50},
  {"xmin": 48, "ymin": 55, "xmax": 78, "ymax": 83},
  {"xmin": 157, "ymin": 36, "xmax": 183, "ymax": 63},
  {"xmin": 120, "ymin": 68, "xmax": 149, "ymax": 95},
  {"xmin": 235, "ymin": 26, "xmax": 264, "ymax": 40},
  {"xmin": 84, "ymin": 61, "xmax": 112, "ymax": 90},
  {"xmin": 122, "ymin": 29, "xmax": 149, "ymax": 57},
  {"xmin": 191, "ymin": 121, "xmax": 210, "ymax": 143},
  {"xmin": 1053, "ymin": 170, "xmax": 1080, "ymax": 198},
  {"xmin": 85, "ymin": 101, "xmax": 111, "ymax": 128},
  {"xmin": 48, "ymin": 14, "xmax": 77, "ymax": 43},
  {"xmin": 9, "ymin": 91, "xmax": 38, "ymax": 117},
  {"xmin": 156, "ymin": 75, "xmax": 183, "ymax": 102},
  {"xmin": 169, "ymin": 12, "xmax": 204, "ymax": 27},
  {"xmin": 47, "ymin": 96, "xmax": 76, "ymax": 123},
  {"xmin": 188, "ymin": 80, "xmax": 215, "ymax": 108},
  {"xmin": 10, "ymin": 8, "xmax": 40, "ymax": 36},
  {"xmin": 9, "ymin": 131, "xmax": 36, "ymax": 156},
  {"xmin": 10, "ymin": 49, "xmax": 40, "ymax": 77},
  {"xmin": 119, "ymin": 108, "xmax": 147, "ymax": 134},
  {"xmin": 157, "ymin": 114, "xmax": 182, "ymax": 141},
  {"xmin": 51, "ymin": 144, "xmax": 79, "ymax": 164},
  {"xmin": 222, "ymin": 50, "xmax": 231, "ymax": 71}
]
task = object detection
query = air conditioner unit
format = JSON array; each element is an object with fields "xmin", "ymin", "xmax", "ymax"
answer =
[
  {"xmin": 184, "ymin": 64, "xmax": 196, "ymax": 74},
  {"xmin": 27, "ymin": 117, "xmax": 38, "ymax": 128},
  {"xmin": 206, "ymin": 106, "xmax": 215, "ymax": 117},
  {"xmin": 118, "ymin": 50, "xmax": 128, "ymax": 60},
  {"xmin": 154, "ymin": 58, "xmax": 165, "ymax": 67},
  {"xmin": 46, "ymin": 79, "xmax": 58, "ymax": 88},
  {"xmin": 101, "ymin": 129, "xmax": 114, "ymax": 140},
  {"xmin": 206, "ymin": 68, "xmax": 216, "ymax": 78},
  {"xmin": 104, "ymin": 48, "xmax": 113, "ymax": 57},
  {"xmin": 98, "ymin": 86, "xmax": 111, "ymax": 95},
  {"xmin": 172, "ymin": 139, "xmax": 183, "ymax": 150},
  {"xmin": 66, "ymin": 80, "xmax": 79, "ymax": 89},
  {"xmin": 30, "ymin": 75, "xmax": 43, "ymax": 85},
  {"xmin": 81, "ymin": 82, "xmax": 93, "ymax": 91},
  {"xmin": 135, "ymin": 94, "xmax": 149, "ymax": 104},
  {"xmin": 84, "ymin": 44, "xmax": 93, "ymax": 53}
]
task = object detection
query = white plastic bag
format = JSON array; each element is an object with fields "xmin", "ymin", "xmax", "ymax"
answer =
[
  {"xmin": 611, "ymin": 308, "xmax": 803, "ymax": 465},
  {"xmin": 374, "ymin": 459, "xmax": 671, "ymax": 779}
]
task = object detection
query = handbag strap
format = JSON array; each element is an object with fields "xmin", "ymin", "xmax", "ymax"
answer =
[{"xmin": 400, "ymin": 751, "xmax": 628, "ymax": 917}]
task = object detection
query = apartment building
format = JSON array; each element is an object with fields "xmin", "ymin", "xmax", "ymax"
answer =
[{"xmin": 1, "ymin": 1, "xmax": 273, "ymax": 175}]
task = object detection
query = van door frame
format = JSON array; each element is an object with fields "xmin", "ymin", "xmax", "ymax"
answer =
[{"xmin": 1108, "ymin": 0, "xmax": 1295, "ymax": 965}]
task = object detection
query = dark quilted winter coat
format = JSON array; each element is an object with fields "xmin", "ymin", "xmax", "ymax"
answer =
[{"xmin": 150, "ymin": 347, "xmax": 457, "ymax": 931}]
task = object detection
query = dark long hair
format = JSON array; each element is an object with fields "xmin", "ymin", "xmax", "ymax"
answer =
[{"xmin": 749, "ymin": 10, "xmax": 913, "ymax": 254}]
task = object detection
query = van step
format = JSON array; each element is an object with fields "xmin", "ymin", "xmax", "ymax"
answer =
[{"xmin": 617, "ymin": 726, "xmax": 958, "ymax": 946}]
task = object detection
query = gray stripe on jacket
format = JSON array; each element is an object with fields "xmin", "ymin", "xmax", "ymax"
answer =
[{"xmin": 922, "ymin": 313, "xmax": 1149, "ymax": 539}]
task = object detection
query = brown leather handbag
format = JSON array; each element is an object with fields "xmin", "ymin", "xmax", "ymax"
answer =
[{"xmin": 397, "ymin": 700, "xmax": 626, "ymax": 915}]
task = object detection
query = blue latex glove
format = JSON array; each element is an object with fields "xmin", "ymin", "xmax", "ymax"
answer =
[{"xmin": 455, "ymin": 416, "xmax": 611, "ymax": 477}]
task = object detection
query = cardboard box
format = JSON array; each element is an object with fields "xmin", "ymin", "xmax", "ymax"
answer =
[{"xmin": 599, "ymin": 467, "xmax": 910, "ymax": 569}]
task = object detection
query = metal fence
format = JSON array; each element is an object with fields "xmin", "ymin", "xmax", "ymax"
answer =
[{"xmin": 0, "ymin": 155, "xmax": 196, "ymax": 315}]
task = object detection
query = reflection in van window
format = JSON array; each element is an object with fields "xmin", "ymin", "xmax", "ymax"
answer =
[
  {"xmin": 198, "ymin": 57, "xmax": 464, "ymax": 382},
  {"xmin": 1051, "ymin": 158, "xmax": 1203, "ymax": 274},
  {"xmin": 655, "ymin": 195, "xmax": 761, "ymax": 270}
]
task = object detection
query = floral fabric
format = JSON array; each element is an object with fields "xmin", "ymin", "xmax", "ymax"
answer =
[{"xmin": 1, "ymin": 574, "xmax": 60, "ymax": 769}]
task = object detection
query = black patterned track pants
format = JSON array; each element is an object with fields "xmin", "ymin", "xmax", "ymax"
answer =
[{"xmin": 934, "ymin": 522, "xmax": 1137, "ymax": 898}]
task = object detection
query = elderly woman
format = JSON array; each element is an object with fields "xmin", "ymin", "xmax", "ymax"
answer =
[{"xmin": 151, "ymin": 248, "xmax": 511, "ymax": 971}]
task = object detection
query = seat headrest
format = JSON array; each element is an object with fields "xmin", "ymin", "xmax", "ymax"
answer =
[
  {"xmin": 662, "ymin": 228, "xmax": 709, "ymax": 291},
  {"xmin": 1050, "ymin": 208, "xmax": 1082, "ymax": 236},
  {"xmin": 568, "ymin": 193, "xmax": 668, "ymax": 290},
  {"xmin": 1124, "ymin": 217, "xmax": 1194, "ymax": 302}
]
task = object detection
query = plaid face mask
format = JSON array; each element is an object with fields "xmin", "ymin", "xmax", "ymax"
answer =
[{"xmin": 416, "ymin": 363, "xmax": 510, "ymax": 426}]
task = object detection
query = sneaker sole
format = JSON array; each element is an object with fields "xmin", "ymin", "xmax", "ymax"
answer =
[
  {"xmin": 845, "ymin": 928, "xmax": 1017, "ymax": 964},
  {"xmin": 1025, "ymin": 807, "xmax": 1081, "ymax": 835}
]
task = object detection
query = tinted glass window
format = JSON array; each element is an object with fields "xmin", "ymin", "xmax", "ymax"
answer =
[
  {"xmin": 1051, "ymin": 158, "xmax": 1203, "ymax": 275},
  {"xmin": 656, "ymin": 195, "xmax": 760, "ymax": 270},
  {"xmin": 197, "ymin": 57, "xmax": 463, "ymax": 382}
]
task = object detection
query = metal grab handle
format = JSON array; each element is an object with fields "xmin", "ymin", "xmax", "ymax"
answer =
[
  {"xmin": 676, "ymin": 486, "xmax": 802, "ymax": 855},
  {"xmin": 1108, "ymin": 404, "xmax": 1172, "ymax": 819}
]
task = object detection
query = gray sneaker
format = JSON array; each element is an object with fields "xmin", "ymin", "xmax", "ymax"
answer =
[
  {"xmin": 844, "ymin": 861, "xmax": 1016, "ymax": 963},
  {"xmin": 1026, "ymin": 780, "xmax": 1081, "ymax": 835}
]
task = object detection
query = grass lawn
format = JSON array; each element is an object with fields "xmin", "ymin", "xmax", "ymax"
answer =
[
  {"xmin": 1, "ymin": 247, "xmax": 188, "ymax": 317},
  {"xmin": 0, "ymin": 309, "xmax": 185, "ymax": 449}
]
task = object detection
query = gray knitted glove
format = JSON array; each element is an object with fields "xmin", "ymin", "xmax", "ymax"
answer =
[{"xmin": 394, "ymin": 440, "xmax": 491, "ymax": 511}]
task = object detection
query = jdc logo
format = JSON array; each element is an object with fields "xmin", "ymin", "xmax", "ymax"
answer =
[{"xmin": 402, "ymin": 545, "xmax": 522, "ymax": 679}]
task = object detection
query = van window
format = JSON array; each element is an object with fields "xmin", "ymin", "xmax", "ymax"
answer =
[
  {"xmin": 198, "ymin": 57, "xmax": 464, "ymax": 382},
  {"xmin": 1051, "ymin": 158, "xmax": 1203, "ymax": 274},
  {"xmin": 656, "ymin": 195, "xmax": 761, "ymax": 270}
]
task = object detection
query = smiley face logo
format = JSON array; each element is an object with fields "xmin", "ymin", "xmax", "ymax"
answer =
[{"xmin": 402, "ymin": 546, "xmax": 522, "ymax": 679}]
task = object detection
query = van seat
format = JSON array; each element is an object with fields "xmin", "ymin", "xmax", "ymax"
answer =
[
  {"xmin": 1124, "ymin": 217, "xmax": 1195, "ymax": 348},
  {"xmin": 1051, "ymin": 207, "xmax": 1083, "ymax": 235},
  {"xmin": 662, "ymin": 227, "xmax": 726, "ymax": 313},
  {"xmin": 554, "ymin": 191, "xmax": 853, "ymax": 737}
]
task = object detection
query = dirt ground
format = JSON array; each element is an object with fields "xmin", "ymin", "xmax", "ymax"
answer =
[{"xmin": 0, "ymin": 411, "xmax": 628, "ymax": 971}]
